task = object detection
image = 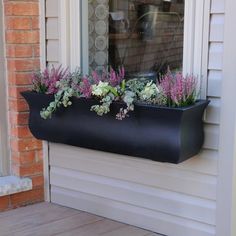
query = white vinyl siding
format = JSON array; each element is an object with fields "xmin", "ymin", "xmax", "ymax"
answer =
[
  {"xmin": 45, "ymin": 1, "xmax": 225, "ymax": 236},
  {"xmin": 45, "ymin": 0, "xmax": 59, "ymax": 65}
]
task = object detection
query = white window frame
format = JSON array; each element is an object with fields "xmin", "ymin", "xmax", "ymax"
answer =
[
  {"xmin": 0, "ymin": 0, "xmax": 9, "ymax": 176},
  {"xmin": 59, "ymin": 0, "xmax": 211, "ymax": 98}
]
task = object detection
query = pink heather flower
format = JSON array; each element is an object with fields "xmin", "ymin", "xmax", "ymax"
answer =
[
  {"xmin": 79, "ymin": 76, "xmax": 92, "ymax": 98},
  {"xmin": 92, "ymin": 70, "xmax": 100, "ymax": 84},
  {"xmin": 159, "ymin": 71, "xmax": 197, "ymax": 107},
  {"xmin": 102, "ymin": 68, "xmax": 107, "ymax": 81},
  {"xmin": 108, "ymin": 66, "xmax": 125, "ymax": 86},
  {"xmin": 45, "ymin": 65, "xmax": 69, "ymax": 94},
  {"xmin": 32, "ymin": 65, "xmax": 70, "ymax": 94}
]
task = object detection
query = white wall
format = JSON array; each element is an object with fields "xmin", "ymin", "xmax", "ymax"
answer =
[{"xmin": 44, "ymin": 0, "xmax": 227, "ymax": 236}]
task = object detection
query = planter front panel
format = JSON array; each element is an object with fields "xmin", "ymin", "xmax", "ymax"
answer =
[{"xmin": 22, "ymin": 92, "xmax": 209, "ymax": 164}]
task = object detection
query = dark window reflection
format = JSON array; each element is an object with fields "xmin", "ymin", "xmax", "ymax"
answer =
[{"xmin": 89, "ymin": 0, "xmax": 185, "ymax": 79}]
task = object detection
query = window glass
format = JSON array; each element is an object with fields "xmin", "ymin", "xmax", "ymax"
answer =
[{"xmin": 88, "ymin": 0, "xmax": 185, "ymax": 79}]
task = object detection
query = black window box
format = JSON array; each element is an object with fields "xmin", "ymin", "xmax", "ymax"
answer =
[{"xmin": 22, "ymin": 91, "xmax": 209, "ymax": 164}]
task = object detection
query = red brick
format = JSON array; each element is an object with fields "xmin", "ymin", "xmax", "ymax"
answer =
[
  {"xmin": 8, "ymin": 72, "xmax": 33, "ymax": 85},
  {"xmin": 4, "ymin": 2, "xmax": 39, "ymax": 16},
  {"xmin": 7, "ymin": 45, "xmax": 33, "ymax": 58},
  {"xmin": 10, "ymin": 188, "xmax": 44, "ymax": 207},
  {"xmin": 31, "ymin": 175, "xmax": 44, "ymax": 188},
  {"xmin": 9, "ymin": 112, "xmax": 29, "ymax": 125},
  {"xmin": 12, "ymin": 151, "xmax": 36, "ymax": 165},
  {"xmin": 33, "ymin": 44, "xmax": 40, "ymax": 57},
  {"xmin": 11, "ymin": 125, "xmax": 33, "ymax": 138},
  {"xmin": 10, "ymin": 138, "xmax": 42, "ymax": 152},
  {"xmin": 36, "ymin": 149, "xmax": 43, "ymax": 162},
  {"xmin": 7, "ymin": 59, "xmax": 40, "ymax": 72},
  {"xmin": 2, "ymin": 0, "xmax": 44, "ymax": 211},
  {"xmin": 32, "ymin": 16, "xmax": 39, "ymax": 29},
  {"xmin": 0, "ymin": 196, "xmax": 10, "ymax": 211},
  {"xmin": 9, "ymin": 98, "xmax": 29, "ymax": 112},
  {"xmin": 17, "ymin": 162, "xmax": 43, "ymax": 177},
  {"xmin": 6, "ymin": 30, "xmax": 39, "ymax": 44},
  {"xmin": 8, "ymin": 86, "xmax": 30, "ymax": 98},
  {"xmin": 6, "ymin": 16, "xmax": 31, "ymax": 30}
]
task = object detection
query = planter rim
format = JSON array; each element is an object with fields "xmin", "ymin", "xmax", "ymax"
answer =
[{"xmin": 21, "ymin": 90, "xmax": 210, "ymax": 111}]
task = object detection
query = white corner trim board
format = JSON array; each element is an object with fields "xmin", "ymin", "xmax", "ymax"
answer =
[{"xmin": 0, "ymin": 176, "xmax": 32, "ymax": 197}]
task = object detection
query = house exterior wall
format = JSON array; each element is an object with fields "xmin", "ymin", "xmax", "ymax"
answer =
[
  {"xmin": 44, "ymin": 1, "xmax": 225, "ymax": 236},
  {"xmin": 0, "ymin": 0, "xmax": 44, "ymax": 211}
]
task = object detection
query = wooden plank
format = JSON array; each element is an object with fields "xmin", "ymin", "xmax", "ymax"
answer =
[
  {"xmin": 0, "ymin": 203, "xmax": 159, "ymax": 236},
  {"xmin": 4, "ymin": 212, "xmax": 102, "ymax": 236},
  {"xmin": 0, "ymin": 204, "xmax": 81, "ymax": 235},
  {"xmin": 51, "ymin": 186, "xmax": 216, "ymax": 236},
  {"xmin": 56, "ymin": 219, "xmax": 126, "ymax": 236},
  {"xmin": 101, "ymin": 225, "xmax": 152, "ymax": 236},
  {"xmin": 0, "ymin": 202, "xmax": 56, "ymax": 219},
  {"xmin": 50, "ymin": 166, "xmax": 216, "ymax": 225}
]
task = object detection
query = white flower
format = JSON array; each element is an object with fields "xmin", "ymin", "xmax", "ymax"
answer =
[
  {"xmin": 92, "ymin": 81, "xmax": 109, "ymax": 97},
  {"xmin": 139, "ymin": 82, "xmax": 159, "ymax": 101}
]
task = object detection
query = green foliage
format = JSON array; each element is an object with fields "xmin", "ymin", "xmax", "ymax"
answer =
[
  {"xmin": 91, "ymin": 93, "xmax": 115, "ymax": 116},
  {"xmin": 35, "ymin": 66, "xmax": 198, "ymax": 121}
]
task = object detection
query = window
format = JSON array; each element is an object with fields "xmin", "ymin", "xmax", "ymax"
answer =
[
  {"xmin": 88, "ymin": 0, "xmax": 185, "ymax": 79},
  {"xmin": 60, "ymin": 0, "xmax": 209, "ymax": 97}
]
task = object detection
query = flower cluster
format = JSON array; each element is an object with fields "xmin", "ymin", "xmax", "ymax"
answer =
[
  {"xmin": 159, "ymin": 71, "xmax": 197, "ymax": 107},
  {"xmin": 31, "ymin": 65, "xmax": 198, "ymax": 120},
  {"xmin": 32, "ymin": 65, "xmax": 70, "ymax": 94}
]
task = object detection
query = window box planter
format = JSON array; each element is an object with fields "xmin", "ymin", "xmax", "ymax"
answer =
[{"xmin": 22, "ymin": 91, "xmax": 209, "ymax": 164}]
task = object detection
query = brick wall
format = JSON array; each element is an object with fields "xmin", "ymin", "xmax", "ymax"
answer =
[{"xmin": 0, "ymin": 0, "xmax": 44, "ymax": 211}]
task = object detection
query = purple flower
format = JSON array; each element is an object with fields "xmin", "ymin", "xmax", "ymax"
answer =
[
  {"xmin": 108, "ymin": 66, "xmax": 125, "ymax": 86},
  {"xmin": 31, "ymin": 65, "xmax": 70, "ymax": 94},
  {"xmin": 159, "ymin": 71, "xmax": 197, "ymax": 107},
  {"xmin": 92, "ymin": 71, "xmax": 101, "ymax": 84},
  {"xmin": 79, "ymin": 76, "xmax": 92, "ymax": 98}
]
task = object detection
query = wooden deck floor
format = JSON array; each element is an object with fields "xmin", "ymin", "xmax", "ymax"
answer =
[{"xmin": 0, "ymin": 203, "xmax": 163, "ymax": 236}]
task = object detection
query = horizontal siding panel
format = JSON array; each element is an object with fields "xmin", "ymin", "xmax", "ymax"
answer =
[
  {"xmin": 46, "ymin": 18, "xmax": 59, "ymax": 39},
  {"xmin": 210, "ymin": 14, "xmax": 224, "ymax": 42},
  {"xmin": 208, "ymin": 43, "xmax": 224, "ymax": 70},
  {"xmin": 211, "ymin": 0, "xmax": 225, "ymax": 13},
  {"xmin": 203, "ymin": 124, "xmax": 219, "ymax": 150},
  {"xmin": 51, "ymin": 186, "xmax": 216, "ymax": 236},
  {"xmin": 47, "ymin": 40, "xmax": 59, "ymax": 62},
  {"xmin": 205, "ymin": 98, "xmax": 221, "ymax": 125},
  {"xmin": 46, "ymin": 0, "xmax": 59, "ymax": 17},
  {"xmin": 50, "ymin": 166, "xmax": 216, "ymax": 225},
  {"xmin": 50, "ymin": 144, "xmax": 217, "ymax": 200},
  {"xmin": 207, "ymin": 70, "xmax": 222, "ymax": 97},
  {"xmin": 179, "ymin": 150, "xmax": 218, "ymax": 176}
]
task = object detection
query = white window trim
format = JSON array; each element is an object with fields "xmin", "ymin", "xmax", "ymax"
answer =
[
  {"xmin": 0, "ymin": 0, "xmax": 9, "ymax": 176},
  {"xmin": 59, "ymin": 0, "xmax": 211, "ymax": 99},
  {"xmin": 183, "ymin": 0, "xmax": 211, "ymax": 99}
]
